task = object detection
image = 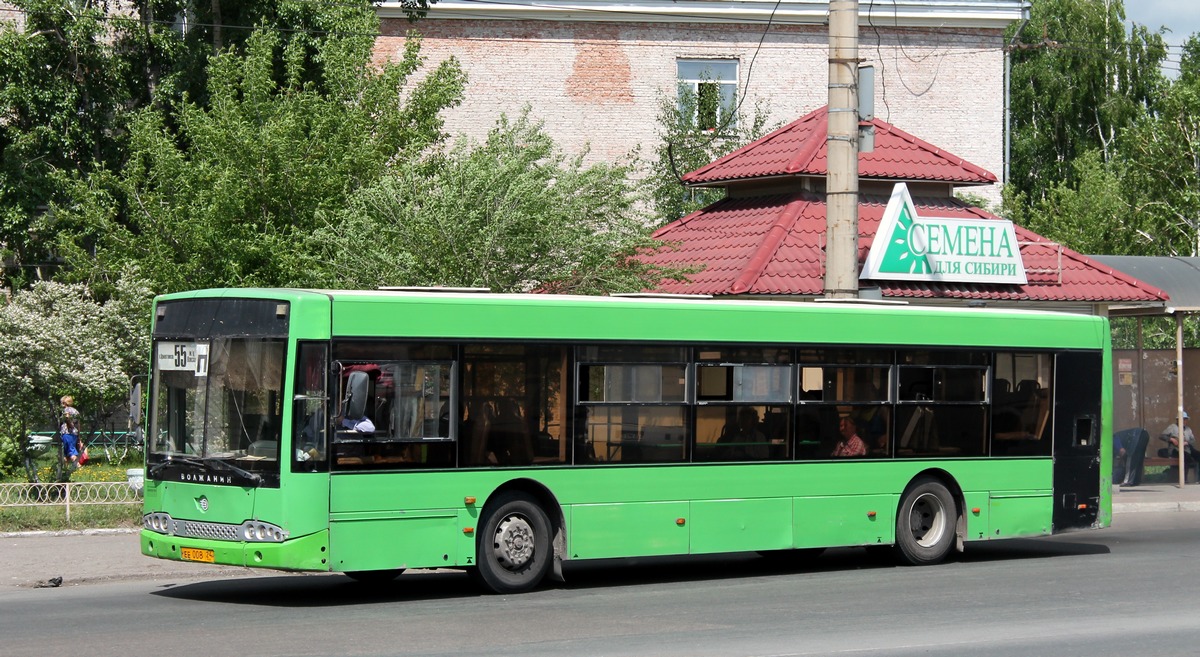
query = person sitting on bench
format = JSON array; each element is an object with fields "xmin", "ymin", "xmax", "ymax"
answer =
[{"xmin": 1158, "ymin": 412, "xmax": 1198, "ymax": 481}]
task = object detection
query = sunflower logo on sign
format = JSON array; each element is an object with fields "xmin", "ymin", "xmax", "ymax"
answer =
[{"xmin": 877, "ymin": 197, "xmax": 932, "ymax": 275}]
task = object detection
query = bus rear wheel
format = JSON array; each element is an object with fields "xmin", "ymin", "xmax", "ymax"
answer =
[
  {"xmin": 895, "ymin": 477, "xmax": 956, "ymax": 566},
  {"xmin": 475, "ymin": 492, "xmax": 552, "ymax": 594}
]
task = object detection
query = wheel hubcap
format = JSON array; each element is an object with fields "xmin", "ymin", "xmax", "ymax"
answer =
[
  {"xmin": 909, "ymin": 492, "xmax": 946, "ymax": 548},
  {"xmin": 494, "ymin": 514, "xmax": 535, "ymax": 571}
]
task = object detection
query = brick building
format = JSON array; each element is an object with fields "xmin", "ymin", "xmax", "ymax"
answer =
[{"xmin": 375, "ymin": 0, "xmax": 1029, "ymax": 196}]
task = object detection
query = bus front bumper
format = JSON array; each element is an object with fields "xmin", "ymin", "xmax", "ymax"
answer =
[{"xmin": 140, "ymin": 528, "xmax": 330, "ymax": 572}]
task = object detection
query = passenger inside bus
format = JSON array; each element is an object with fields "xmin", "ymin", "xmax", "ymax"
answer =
[{"xmin": 831, "ymin": 415, "xmax": 867, "ymax": 457}]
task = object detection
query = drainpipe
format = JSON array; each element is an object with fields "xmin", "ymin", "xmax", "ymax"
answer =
[{"xmin": 1004, "ymin": 10, "xmax": 1030, "ymax": 185}]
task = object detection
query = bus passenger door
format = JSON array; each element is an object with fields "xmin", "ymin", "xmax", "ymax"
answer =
[
  {"xmin": 284, "ymin": 341, "xmax": 334, "ymax": 551},
  {"xmin": 1052, "ymin": 351, "xmax": 1102, "ymax": 531}
]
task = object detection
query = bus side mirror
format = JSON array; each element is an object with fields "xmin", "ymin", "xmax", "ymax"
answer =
[
  {"xmin": 129, "ymin": 382, "xmax": 142, "ymax": 429},
  {"xmin": 344, "ymin": 371, "xmax": 368, "ymax": 420}
]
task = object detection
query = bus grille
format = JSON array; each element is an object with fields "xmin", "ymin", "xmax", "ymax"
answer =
[{"xmin": 177, "ymin": 520, "xmax": 240, "ymax": 541}]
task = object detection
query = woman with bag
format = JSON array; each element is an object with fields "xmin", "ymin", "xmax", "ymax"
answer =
[{"xmin": 60, "ymin": 395, "xmax": 85, "ymax": 470}]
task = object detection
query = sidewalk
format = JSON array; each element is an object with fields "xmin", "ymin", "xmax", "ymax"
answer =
[
  {"xmin": 2, "ymin": 486, "xmax": 1197, "ymax": 590},
  {"xmin": 0, "ymin": 528, "xmax": 267, "ymax": 590},
  {"xmin": 1111, "ymin": 481, "xmax": 1200, "ymax": 513}
]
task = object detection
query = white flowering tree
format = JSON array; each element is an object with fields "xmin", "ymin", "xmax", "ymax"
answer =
[{"xmin": 0, "ymin": 273, "xmax": 152, "ymax": 479}]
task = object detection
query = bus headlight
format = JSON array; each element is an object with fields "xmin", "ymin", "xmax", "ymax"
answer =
[
  {"xmin": 239, "ymin": 521, "xmax": 288, "ymax": 543},
  {"xmin": 143, "ymin": 512, "xmax": 175, "ymax": 534}
]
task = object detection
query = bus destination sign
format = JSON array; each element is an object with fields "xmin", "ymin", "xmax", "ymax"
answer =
[{"xmin": 156, "ymin": 342, "xmax": 210, "ymax": 377}]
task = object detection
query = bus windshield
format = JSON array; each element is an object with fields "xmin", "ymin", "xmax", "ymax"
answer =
[{"xmin": 149, "ymin": 338, "xmax": 286, "ymax": 487}]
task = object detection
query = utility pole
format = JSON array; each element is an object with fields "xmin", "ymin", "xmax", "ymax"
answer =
[{"xmin": 824, "ymin": 0, "xmax": 860, "ymax": 299}]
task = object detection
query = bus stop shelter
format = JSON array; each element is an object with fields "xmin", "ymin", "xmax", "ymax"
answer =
[{"xmin": 1091, "ymin": 256, "xmax": 1200, "ymax": 487}]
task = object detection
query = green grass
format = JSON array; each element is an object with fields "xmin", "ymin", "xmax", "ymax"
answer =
[{"xmin": 0, "ymin": 504, "xmax": 142, "ymax": 533}]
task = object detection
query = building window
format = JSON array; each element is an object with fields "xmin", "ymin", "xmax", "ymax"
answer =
[{"xmin": 677, "ymin": 59, "xmax": 738, "ymax": 131}]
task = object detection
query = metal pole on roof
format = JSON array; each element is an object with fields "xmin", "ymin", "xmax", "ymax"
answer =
[
  {"xmin": 1176, "ymin": 313, "xmax": 1187, "ymax": 488},
  {"xmin": 824, "ymin": 0, "xmax": 860, "ymax": 299},
  {"xmin": 1136, "ymin": 318, "xmax": 1145, "ymax": 431}
]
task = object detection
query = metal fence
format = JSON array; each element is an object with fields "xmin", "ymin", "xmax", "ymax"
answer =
[
  {"xmin": 0, "ymin": 480, "xmax": 143, "ymax": 522},
  {"xmin": 28, "ymin": 428, "xmax": 143, "ymax": 462}
]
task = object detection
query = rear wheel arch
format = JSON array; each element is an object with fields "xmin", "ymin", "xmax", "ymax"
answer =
[
  {"xmin": 894, "ymin": 470, "xmax": 964, "ymax": 565},
  {"xmin": 907, "ymin": 468, "xmax": 965, "ymax": 524},
  {"xmin": 480, "ymin": 479, "xmax": 566, "ymax": 579}
]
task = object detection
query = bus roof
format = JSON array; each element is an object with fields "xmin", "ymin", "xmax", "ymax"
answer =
[{"xmin": 155, "ymin": 288, "xmax": 1108, "ymax": 350}]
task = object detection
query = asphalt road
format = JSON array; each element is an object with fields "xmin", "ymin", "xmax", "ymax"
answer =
[{"xmin": 2, "ymin": 512, "xmax": 1199, "ymax": 657}]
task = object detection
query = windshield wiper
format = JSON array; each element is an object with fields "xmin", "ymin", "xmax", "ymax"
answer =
[
  {"xmin": 148, "ymin": 455, "xmax": 205, "ymax": 477},
  {"xmin": 202, "ymin": 457, "xmax": 263, "ymax": 485},
  {"xmin": 147, "ymin": 455, "xmax": 263, "ymax": 486}
]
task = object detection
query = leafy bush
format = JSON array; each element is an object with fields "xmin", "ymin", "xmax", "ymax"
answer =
[
  {"xmin": 0, "ymin": 431, "xmax": 22, "ymax": 480},
  {"xmin": 303, "ymin": 110, "xmax": 690, "ymax": 294}
]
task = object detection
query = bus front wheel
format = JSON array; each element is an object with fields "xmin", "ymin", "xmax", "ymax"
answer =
[
  {"xmin": 475, "ymin": 492, "xmax": 553, "ymax": 594},
  {"xmin": 895, "ymin": 477, "xmax": 956, "ymax": 566}
]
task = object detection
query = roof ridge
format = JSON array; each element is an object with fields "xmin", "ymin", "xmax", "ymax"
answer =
[
  {"xmin": 730, "ymin": 196, "xmax": 810, "ymax": 294},
  {"xmin": 785, "ymin": 114, "xmax": 828, "ymax": 174},
  {"xmin": 872, "ymin": 120, "xmax": 997, "ymax": 182},
  {"xmin": 685, "ymin": 106, "xmax": 997, "ymax": 185},
  {"xmin": 683, "ymin": 108, "xmax": 824, "ymax": 184}
]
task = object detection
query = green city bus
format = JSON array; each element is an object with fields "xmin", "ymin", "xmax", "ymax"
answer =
[{"xmin": 140, "ymin": 289, "xmax": 1110, "ymax": 593}]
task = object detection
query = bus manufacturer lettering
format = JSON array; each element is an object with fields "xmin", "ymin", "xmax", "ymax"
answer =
[{"xmin": 179, "ymin": 472, "xmax": 233, "ymax": 484}]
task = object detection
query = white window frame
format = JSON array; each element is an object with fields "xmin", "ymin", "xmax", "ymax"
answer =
[{"xmin": 676, "ymin": 59, "xmax": 739, "ymax": 131}]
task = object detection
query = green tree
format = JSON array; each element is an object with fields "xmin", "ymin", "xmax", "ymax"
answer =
[
  {"xmin": 649, "ymin": 87, "xmax": 771, "ymax": 226},
  {"xmin": 1008, "ymin": 29, "xmax": 1200, "ymax": 259},
  {"xmin": 1003, "ymin": 149, "xmax": 1136, "ymax": 254},
  {"xmin": 161, "ymin": 0, "xmax": 436, "ymax": 108},
  {"xmin": 302, "ymin": 111, "xmax": 690, "ymax": 294},
  {"xmin": 1117, "ymin": 46, "xmax": 1200, "ymax": 257},
  {"xmin": 53, "ymin": 28, "xmax": 465, "ymax": 292},
  {"xmin": 0, "ymin": 271, "xmax": 152, "ymax": 479},
  {"xmin": 0, "ymin": 0, "xmax": 144, "ymax": 285},
  {"xmin": 1182, "ymin": 34, "xmax": 1200, "ymax": 85},
  {"xmin": 1006, "ymin": 0, "xmax": 1167, "ymax": 204},
  {"xmin": 0, "ymin": 0, "xmax": 438, "ymax": 290}
]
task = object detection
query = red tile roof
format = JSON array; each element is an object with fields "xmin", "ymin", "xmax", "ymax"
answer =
[
  {"xmin": 645, "ymin": 191, "xmax": 1169, "ymax": 303},
  {"xmin": 683, "ymin": 106, "xmax": 997, "ymax": 187}
]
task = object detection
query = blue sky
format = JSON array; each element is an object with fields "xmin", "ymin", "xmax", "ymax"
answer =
[{"xmin": 1124, "ymin": 0, "xmax": 1200, "ymax": 75}]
